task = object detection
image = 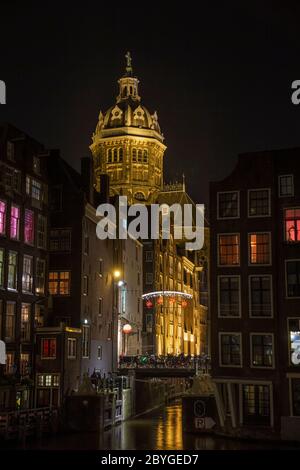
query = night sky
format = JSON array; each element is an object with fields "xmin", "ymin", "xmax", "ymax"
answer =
[{"xmin": 1, "ymin": 1, "xmax": 300, "ymax": 205}]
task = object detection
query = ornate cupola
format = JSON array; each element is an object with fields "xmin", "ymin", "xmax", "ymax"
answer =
[
  {"xmin": 116, "ymin": 52, "xmax": 141, "ymax": 103},
  {"xmin": 90, "ymin": 52, "xmax": 167, "ymax": 204}
]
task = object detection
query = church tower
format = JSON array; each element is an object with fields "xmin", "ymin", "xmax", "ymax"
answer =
[{"xmin": 90, "ymin": 52, "xmax": 166, "ymax": 204}]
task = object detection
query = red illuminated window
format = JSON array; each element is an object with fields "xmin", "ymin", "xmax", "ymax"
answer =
[
  {"xmin": 0, "ymin": 200, "xmax": 6, "ymax": 235},
  {"xmin": 41, "ymin": 338, "xmax": 56, "ymax": 359},
  {"xmin": 285, "ymin": 208, "xmax": 300, "ymax": 242},
  {"xmin": 10, "ymin": 205, "xmax": 20, "ymax": 239},
  {"xmin": 218, "ymin": 234, "xmax": 240, "ymax": 265},
  {"xmin": 24, "ymin": 209, "xmax": 34, "ymax": 244},
  {"xmin": 249, "ymin": 233, "xmax": 271, "ymax": 265}
]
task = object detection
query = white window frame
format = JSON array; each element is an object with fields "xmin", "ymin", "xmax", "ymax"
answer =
[
  {"xmin": 279, "ymin": 174, "xmax": 294, "ymax": 198},
  {"xmin": 217, "ymin": 191, "xmax": 240, "ymax": 220},
  {"xmin": 250, "ymin": 332, "xmax": 275, "ymax": 369},
  {"xmin": 218, "ymin": 332, "xmax": 243, "ymax": 368},
  {"xmin": 217, "ymin": 275, "xmax": 241, "ymax": 318},
  {"xmin": 247, "ymin": 188, "xmax": 271, "ymax": 218},
  {"xmin": 248, "ymin": 274, "xmax": 273, "ymax": 319},
  {"xmin": 287, "ymin": 317, "xmax": 300, "ymax": 366},
  {"xmin": 248, "ymin": 232, "xmax": 272, "ymax": 267},
  {"xmin": 217, "ymin": 233, "xmax": 240, "ymax": 267},
  {"xmin": 67, "ymin": 338, "xmax": 77, "ymax": 359},
  {"xmin": 285, "ymin": 259, "xmax": 300, "ymax": 299}
]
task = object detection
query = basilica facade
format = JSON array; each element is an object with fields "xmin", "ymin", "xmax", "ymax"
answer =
[{"xmin": 90, "ymin": 53, "xmax": 209, "ymax": 357}]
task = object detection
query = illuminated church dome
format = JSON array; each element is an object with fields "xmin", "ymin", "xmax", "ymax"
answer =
[
  {"xmin": 91, "ymin": 52, "xmax": 166, "ymax": 204},
  {"xmin": 92, "ymin": 52, "xmax": 163, "ymax": 141}
]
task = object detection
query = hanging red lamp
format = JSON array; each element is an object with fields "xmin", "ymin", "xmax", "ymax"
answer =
[
  {"xmin": 146, "ymin": 299, "xmax": 153, "ymax": 309},
  {"xmin": 157, "ymin": 296, "xmax": 163, "ymax": 305},
  {"xmin": 181, "ymin": 300, "xmax": 188, "ymax": 308}
]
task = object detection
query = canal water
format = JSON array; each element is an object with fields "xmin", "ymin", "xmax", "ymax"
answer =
[{"xmin": 2, "ymin": 401, "xmax": 300, "ymax": 450}]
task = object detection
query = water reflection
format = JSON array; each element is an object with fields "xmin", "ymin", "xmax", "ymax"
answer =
[{"xmin": 5, "ymin": 400, "xmax": 300, "ymax": 450}]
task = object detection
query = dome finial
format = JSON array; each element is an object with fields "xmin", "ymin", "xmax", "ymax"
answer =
[{"xmin": 125, "ymin": 51, "xmax": 133, "ymax": 76}]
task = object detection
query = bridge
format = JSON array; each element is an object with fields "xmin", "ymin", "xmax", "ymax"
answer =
[{"xmin": 119, "ymin": 366, "xmax": 198, "ymax": 378}]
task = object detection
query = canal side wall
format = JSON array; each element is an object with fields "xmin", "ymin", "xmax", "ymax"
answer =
[{"xmin": 135, "ymin": 380, "xmax": 167, "ymax": 415}]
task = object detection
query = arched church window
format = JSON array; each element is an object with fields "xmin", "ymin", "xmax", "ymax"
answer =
[
  {"xmin": 107, "ymin": 148, "xmax": 112, "ymax": 163},
  {"xmin": 132, "ymin": 149, "xmax": 137, "ymax": 162},
  {"xmin": 113, "ymin": 148, "xmax": 118, "ymax": 163},
  {"xmin": 119, "ymin": 148, "xmax": 123, "ymax": 163},
  {"xmin": 143, "ymin": 150, "xmax": 148, "ymax": 163},
  {"xmin": 137, "ymin": 149, "xmax": 143, "ymax": 163}
]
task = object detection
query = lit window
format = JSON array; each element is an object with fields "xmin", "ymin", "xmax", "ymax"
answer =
[
  {"xmin": 20, "ymin": 353, "xmax": 30, "ymax": 376},
  {"xmin": 0, "ymin": 200, "xmax": 6, "ymax": 235},
  {"xmin": 67, "ymin": 338, "xmax": 77, "ymax": 359},
  {"xmin": 37, "ymin": 215, "xmax": 47, "ymax": 249},
  {"xmin": 248, "ymin": 189, "xmax": 270, "ymax": 217},
  {"xmin": 218, "ymin": 191, "xmax": 239, "ymax": 218},
  {"xmin": 218, "ymin": 234, "xmax": 240, "ymax": 265},
  {"xmin": 249, "ymin": 233, "xmax": 271, "ymax": 265},
  {"xmin": 286, "ymin": 261, "xmax": 300, "ymax": 298},
  {"xmin": 5, "ymin": 352, "xmax": 15, "ymax": 375},
  {"xmin": 251, "ymin": 334, "xmax": 273, "ymax": 367},
  {"xmin": 279, "ymin": 175, "xmax": 294, "ymax": 197},
  {"xmin": 10, "ymin": 205, "xmax": 20, "ymax": 239},
  {"xmin": 45, "ymin": 375, "xmax": 52, "ymax": 386},
  {"xmin": 49, "ymin": 271, "xmax": 70, "ymax": 295},
  {"xmin": 249, "ymin": 275, "xmax": 272, "ymax": 317},
  {"xmin": 41, "ymin": 338, "xmax": 57, "ymax": 359},
  {"xmin": 24, "ymin": 209, "xmax": 34, "ymax": 245},
  {"xmin": 22, "ymin": 255, "xmax": 33, "ymax": 293},
  {"xmin": 53, "ymin": 375, "xmax": 60, "ymax": 387},
  {"xmin": 288, "ymin": 319, "xmax": 300, "ymax": 366},
  {"xmin": 82, "ymin": 325, "xmax": 90, "ymax": 358},
  {"xmin": 242, "ymin": 385, "xmax": 270, "ymax": 425},
  {"xmin": 5, "ymin": 302, "xmax": 16, "ymax": 342},
  {"xmin": 218, "ymin": 276, "xmax": 240, "ymax": 317},
  {"xmin": 37, "ymin": 375, "xmax": 44, "ymax": 386},
  {"xmin": 0, "ymin": 249, "xmax": 4, "ymax": 288},
  {"xmin": 21, "ymin": 303, "xmax": 31, "ymax": 342},
  {"xmin": 34, "ymin": 304, "xmax": 44, "ymax": 328},
  {"xmin": 219, "ymin": 333, "xmax": 242, "ymax": 366},
  {"xmin": 7, "ymin": 251, "xmax": 18, "ymax": 290},
  {"xmin": 284, "ymin": 208, "xmax": 300, "ymax": 242},
  {"xmin": 36, "ymin": 258, "xmax": 45, "ymax": 295},
  {"xmin": 26, "ymin": 176, "xmax": 42, "ymax": 201}
]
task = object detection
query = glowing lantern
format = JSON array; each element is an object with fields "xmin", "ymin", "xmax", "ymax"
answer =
[
  {"xmin": 157, "ymin": 296, "xmax": 163, "ymax": 305},
  {"xmin": 169, "ymin": 297, "xmax": 175, "ymax": 304},
  {"xmin": 146, "ymin": 299, "xmax": 153, "ymax": 309},
  {"xmin": 181, "ymin": 300, "xmax": 188, "ymax": 308},
  {"xmin": 123, "ymin": 324, "xmax": 132, "ymax": 334}
]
